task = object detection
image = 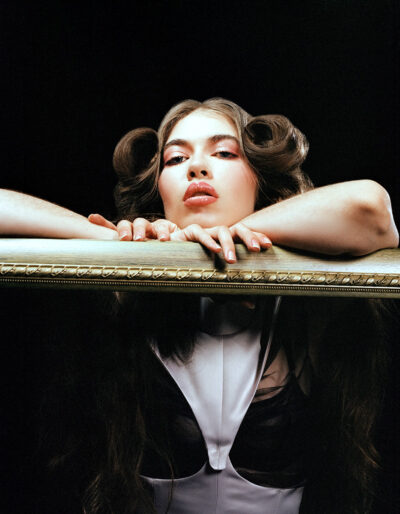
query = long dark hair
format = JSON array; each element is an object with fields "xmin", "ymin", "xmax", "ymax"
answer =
[{"xmin": 45, "ymin": 99, "xmax": 389, "ymax": 514}]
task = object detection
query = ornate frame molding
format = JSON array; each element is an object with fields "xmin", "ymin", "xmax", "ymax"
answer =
[{"xmin": 0, "ymin": 239, "xmax": 399, "ymax": 297}]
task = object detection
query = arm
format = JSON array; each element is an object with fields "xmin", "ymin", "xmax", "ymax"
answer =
[
  {"xmin": 0, "ymin": 189, "xmax": 118, "ymax": 240},
  {"xmin": 88, "ymin": 180, "xmax": 398, "ymax": 261},
  {"xmin": 238, "ymin": 180, "xmax": 399, "ymax": 256}
]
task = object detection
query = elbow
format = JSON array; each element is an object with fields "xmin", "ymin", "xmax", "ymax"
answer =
[
  {"xmin": 349, "ymin": 180, "xmax": 399, "ymax": 255},
  {"xmin": 362, "ymin": 180, "xmax": 398, "ymax": 244}
]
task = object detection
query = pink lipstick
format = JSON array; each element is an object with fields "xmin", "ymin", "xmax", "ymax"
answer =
[{"xmin": 183, "ymin": 182, "xmax": 219, "ymax": 207}]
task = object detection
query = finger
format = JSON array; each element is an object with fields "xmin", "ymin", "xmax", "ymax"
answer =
[
  {"xmin": 189, "ymin": 225, "xmax": 222, "ymax": 254},
  {"xmin": 216, "ymin": 226, "xmax": 236, "ymax": 263},
  {"xmin": 254, "ymin": 231, "xmax": 272, "ymax": 249},
  {"xmin": 88, "ymin": 213, "xmax": 117, "ymax": 230},
  {"xmin": 230, "ymin": 223, "xmax": 260, "ymax": 251},
  {"xmin": 156, "ymin": 219, "xmax": 179, "ymax": 233},
  {"xmin": 173, "ymin": 224, "xmax": 222, "ymax": 253},
  {"xmin": 230, "ymin": 225, "xmax": 272, "ymax": 251},
  {"xmin": 169, "ymin": 230, "xmax": 187, "ymax": 242},
  {"xmin": 233, "ymin": 224, "xmax": 268, "ymax": 252},
  {"xmin": 153, "ymin": 220, "xmax": 174, "ymax": 241},
  {"xmin": 132, "ymin": 218, "xmax": 152, "ymax": 241},
  {"xmin": 117, "ymin": 220, "xmax": 133, "ymax": 241},
  {"xmin": 167, "ymin": 221, "xmax": 179, "ymax": 233}
]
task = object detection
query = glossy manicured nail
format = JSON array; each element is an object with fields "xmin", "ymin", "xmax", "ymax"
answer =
[
  {"xmin": 251, "ymin": 239, "xmax": 260, "ymax": 250},
  {"xmin": 134, "ymin": 233, "xmax": 143, "ymax": 240},
  {"xmin": 119, "ymin": 231, "xmax": 130, "ymax": 240},
  {"xmin": 227, "ymin": 250, "xmax": 236, "ymax": 262}
]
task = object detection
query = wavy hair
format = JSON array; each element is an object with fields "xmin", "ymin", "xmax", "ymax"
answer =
[
  {"xmin": 42, "ymin": 99, "xmax": 388, "ymax": 514},
  {"xmin": 112, "ymin": 98, "xmax": 313, "ymax": 220}
]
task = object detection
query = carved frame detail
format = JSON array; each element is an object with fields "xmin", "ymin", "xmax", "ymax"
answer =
[{"xmin": 1, "ymin": 240, "xmax": 399, "ymax": 297}]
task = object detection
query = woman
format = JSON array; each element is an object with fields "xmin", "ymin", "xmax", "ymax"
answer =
[{"xmin": 0, "ymin": 98, "xmax": 398, "ymax": 513}]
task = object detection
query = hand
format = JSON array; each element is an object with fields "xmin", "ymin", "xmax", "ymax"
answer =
[
  {"xmin": 170, "ymin": 222, "xmax": 271, "ymax": 263},
  {"xmin": 88, "ymin": 214, "xmax": 178, "ymax": 241}
]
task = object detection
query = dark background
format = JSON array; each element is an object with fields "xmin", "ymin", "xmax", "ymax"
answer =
[
  {"xmin": 2, "ymin": 0, "xmax": 399, "ymax": 221},
  {"xmin": 1, "ymin": 1, "xmax": 399, "ymax": 512}
]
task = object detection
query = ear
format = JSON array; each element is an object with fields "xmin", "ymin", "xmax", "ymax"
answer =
[{"xmin": 113, "ymin": 128, "xmax": 159, "ymax": 180}]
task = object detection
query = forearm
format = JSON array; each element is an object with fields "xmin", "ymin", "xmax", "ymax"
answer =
[
  {"xmin": 0, "ymin": 189, "xmax": 118, "ymax": 240},
  {"xmin": 239, "ymin": 180, "xmax": 399, "ymax": 255}
]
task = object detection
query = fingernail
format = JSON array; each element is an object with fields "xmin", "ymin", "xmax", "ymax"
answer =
[
  {"xmin": 262, "ymin": 236, "xmax": 271, "ymax": 245},
  {"xmin": 134, "ymin": 234, "xmax": 142, "ymax": 241},
  {"xmin": 159, "ymin": 234, "xmax": 168, "ymax": 241},
  {"xmin": 227, "ymin": 250, "xmax": 236, "ymax": 262},
  {"xmin": 119, "ymin": 231, "xmax": 130, "ymax": 240},
  {"xmin": 251, "ymin": 239, "xmax": 260, "ymax": 250}
]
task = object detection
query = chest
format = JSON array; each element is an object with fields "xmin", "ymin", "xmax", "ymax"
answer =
[{"xmin": 142, "ymin": 296, "xmax": 311, "ymax": 487}]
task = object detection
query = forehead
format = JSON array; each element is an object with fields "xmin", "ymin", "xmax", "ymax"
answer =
[{"xmin": 167, "ymin": 109, "xmax": 237, "ymax": 142}]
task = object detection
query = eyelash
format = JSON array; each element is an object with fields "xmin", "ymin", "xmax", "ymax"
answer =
[
  {"xmin": 164, "ymin": 151, "xmax": 238, "ymax": 166},
  {"xmin": 165, "ymin": 156, "xmax": 187, "ymax": 166},
  {"xmin": 214, "ymin": 151, "xmax": 237, "ymax": 159}
]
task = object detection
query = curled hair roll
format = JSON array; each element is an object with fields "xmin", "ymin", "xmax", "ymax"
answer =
[
  {"xmin": 112, "ymin": 100, "xmax": 314, "ymax": 220},
  {"xmin": 113, "ymin": 127, "xmax": 163, "ymax": 220},
  {"xmin": 243, "ymin": 115, "xmax": 313, "ymax": 207}
]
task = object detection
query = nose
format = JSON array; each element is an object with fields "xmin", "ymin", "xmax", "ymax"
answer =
[
  {"xmin": 187, "ymin": 154, "xmax": 213, "ymax": 180},
  {"xmin": 188, "ymin": 168, "xmax": 210, "ymax": 179}
]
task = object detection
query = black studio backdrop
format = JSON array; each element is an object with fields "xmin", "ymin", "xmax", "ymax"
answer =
[
  {"xmin": 1, "ymin": 1, "xmax": 399, "ymax": 513},
  {"xmin": 2, "ymin": 0, "xmax": 399, "ymax": 219}
]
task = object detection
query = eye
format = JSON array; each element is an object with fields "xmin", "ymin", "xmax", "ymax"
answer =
[
  {"xmin": 164, "ymin": 155, "xmax": 187, "ymax": 166},
  {"xmin": 214, "ymin": 151, "xmax": 237, "ymax": 159}
]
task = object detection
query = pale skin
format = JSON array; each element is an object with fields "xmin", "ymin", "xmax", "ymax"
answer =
[
  {"xmin": 1, "ymin": 109, "xmax": 397, "ymax": 482},
  {"xmin": 0, "ymin": 110, "xmax": 398, "ymax": 259},
  {"xmin": 89, "ymin": 109, "xmax": 399, "ymax": 261},
  {"xmin": 0, "ymin": 189, "xmax": 118, "ymax": 240},
  {"xmin": 85, "ymin": 109, "xmax": 399, "ymax": 396}
]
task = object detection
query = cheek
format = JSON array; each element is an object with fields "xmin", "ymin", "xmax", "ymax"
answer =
[
  {"xmin": 158, "ymin": 171, "xmax": 177, "ymax": 214},
  {"xmin": 229, "ymin": 167, "xmax": 258, "ymax": 207},
  {"xmin": 157, "ymin": 173, "xmax": 166, "ymax": 203},
  {"xmin": 157, "ymin": 171, "xmax": 170, "ymax": 203}
]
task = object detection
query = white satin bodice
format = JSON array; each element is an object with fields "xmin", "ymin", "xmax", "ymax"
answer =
[{"xmin": 140, "ymin": 297, "xmax": 304, "ymax": 514}]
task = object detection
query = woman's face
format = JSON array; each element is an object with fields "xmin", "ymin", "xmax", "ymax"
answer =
[{"xmin": 158, "ymin": 109, "xmax": 257, "ymax": 228}]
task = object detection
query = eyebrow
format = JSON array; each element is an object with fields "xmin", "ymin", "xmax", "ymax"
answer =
[{"xmin": 163, "ymin": 134, "xmax": 239, "ymax": 150}]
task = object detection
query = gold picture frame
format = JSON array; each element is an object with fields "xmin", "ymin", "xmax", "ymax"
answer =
[{"xmin": 0, "ymin": 239, "xmax": 399, "ymax": 298}]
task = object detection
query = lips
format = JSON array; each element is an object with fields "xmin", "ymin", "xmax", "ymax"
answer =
[{"xmin": 183, "ymin": 182, "xmax": 219, "ymax": 206}]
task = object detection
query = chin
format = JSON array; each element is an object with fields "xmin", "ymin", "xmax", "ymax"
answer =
[{"xmin": 181, "ymin": 213, "xmax": 235, "ymax": 229}]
